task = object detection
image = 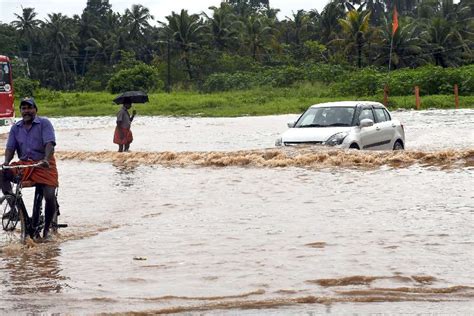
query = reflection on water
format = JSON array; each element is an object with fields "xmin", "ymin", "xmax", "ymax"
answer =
[
  {"xmin": 1, "ymin": 242, "xmax": 65, "ymax": 296},
  {"xmin": 113, "ymin": 162, "xmax": 139, "ymax": 189},
  {"xmin": 0, "ymin": 110, "xmax": 473, "ymax": 314}
]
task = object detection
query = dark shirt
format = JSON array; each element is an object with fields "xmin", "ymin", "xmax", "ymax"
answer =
[
  {"xmin": 6, "ymin": 116, "xmax": 56, "ymax": 161},
  {"xmin": 116, "ymin": 107, "xmax": 132, "ymax": 129}
]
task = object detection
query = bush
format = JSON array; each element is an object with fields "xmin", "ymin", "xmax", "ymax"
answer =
[
  {"xmin": 261, "ymin": 66, "xmax": 304, "ymax": 87},
  {"xmin": 203, "ymin": 66, "xmax": 306, "ymax": 92},
  {"xmin": 202, "ymin": 72, "xmax": 257, "ymax": 92},
  {"xmin": 107, "ymin": 64, "xmax": 163, "ymax": 93},
  {"xmin": 331, "ymin": 67, "xmax": 384, "ymax": 96},
  {"xmin": 387, "ymin": 65, "xmax": 474, "ymax": 95},
  {"xmin": 202, "ymin": 63, "xmax": 474, "ymax": 96},
  {"xmin": 82, "ymin": 62, "xmax": 113, "ymax": 91},
  {"xmin": 303, "ymin": 63, "xmax": 348, "ymax": 83},
  {"xmin": 14, "ymin": 77, "xmax": 40, "ymax": 98},
  {"xmin": 214, "ymin": 53, "xmax": 257, "ymax": 73}
]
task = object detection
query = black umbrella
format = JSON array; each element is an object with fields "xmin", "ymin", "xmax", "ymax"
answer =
[{"xmin": 113, "ymin": 91, "xmax": 149, "ymax": 104}]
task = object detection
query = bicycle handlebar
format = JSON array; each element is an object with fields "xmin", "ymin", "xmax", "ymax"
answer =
[{"xmin": 1, "ymin": 162, "xmax": 44, "ymax": 170}]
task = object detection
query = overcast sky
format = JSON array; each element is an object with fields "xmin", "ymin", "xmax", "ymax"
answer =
[{"xmin": 0, "ymin": 0, "xmax": 330, "ymax": 24}]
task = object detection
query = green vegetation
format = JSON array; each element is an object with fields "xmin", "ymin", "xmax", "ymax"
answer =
[
  {"xmin": 202, "ymin": 64, "xmax": 474, "ymax": 95},
  {"xmin": 107, "ymin": 63, "xmax": 163, "ymax": 93},
  {"xmin": 0, "ymin": 0, "xmax": 472, "ymax": 94},
  {"xmin": 1, "ymin": 0, "xmax": 472, "ymax": 117},
  {"xmin": 29, "ymin": 85, "xmax": 473, "ymax": 118}
]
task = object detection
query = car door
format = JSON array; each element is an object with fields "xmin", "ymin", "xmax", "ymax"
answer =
[
  {"xmin": 357, "ymin": 106, "xmax": 383, "ymax": 150},
  {"xmin": 373, "ymin": 107, "xmax": 395, "ymax": 149}
]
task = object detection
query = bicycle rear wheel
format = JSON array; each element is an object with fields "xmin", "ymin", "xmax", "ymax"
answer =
[{"xmin": 1, "ymin": 195, "xmax": 18, "ymax": 231}]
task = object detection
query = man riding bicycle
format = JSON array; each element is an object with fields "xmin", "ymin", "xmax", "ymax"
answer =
[{"xmin": 0, "ymin": 97, "xmax": 58, "ymax": 239}]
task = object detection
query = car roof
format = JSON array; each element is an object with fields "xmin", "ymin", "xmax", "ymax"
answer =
[{"xmin": 308, "ymin": 101, "xmax": 384, "ymax": 108}]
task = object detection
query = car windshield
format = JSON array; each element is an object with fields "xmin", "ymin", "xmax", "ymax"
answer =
[{"xmin": 295, "ymin": 107, "xmax": 356, "ymax": 128}]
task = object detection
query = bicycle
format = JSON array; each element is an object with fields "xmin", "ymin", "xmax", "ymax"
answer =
[{"xmin": 1, "ymin": 162, "xmax": 67, "ymax": 242}]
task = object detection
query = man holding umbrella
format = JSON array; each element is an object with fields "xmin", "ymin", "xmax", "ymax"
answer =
[{"xmin": 113, "ymin": 91, "xmax": 148, "ymax": 152}]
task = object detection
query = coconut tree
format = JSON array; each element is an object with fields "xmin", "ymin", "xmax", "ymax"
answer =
[
  {"xmin": 374, "ymin": 19, "xmax": 430, "ymax": 68},
  {"xmin": 124, "ymin": 4, "xmax": 154, "ymax": 39},
  {"xmin": 160, "ymin": 9, "xmax": 206, "ymax": 80},
  {"xmin": 286, "ymin": 10, "xmax": 310, "ymax": 46},
  {"xmin": 317, "ymin": 1, "xmax": 346, "ymax": 44},
  {"xmin": 427, "ymin": 17, "xmax": 468, "ymax": 67},
  {"xmin": 203, "ymin": 3, "xmax": 240, "ymax": 51},
  {"xmin": 0, "ymin": 24, "xmax": 17, "ymax": 57},
  {"xmin": 363, "ymin": 0, "xmax": 386, "ymax": 25},
  {"xmin": 11, "ymin": 7, "xmax": 41, "ymax": 57},
  {"xmin": 336, "ymin": 9, "xmax": 372, "ymax": 67},
  {"xmin": 241, "ymin": 14, "xmax": 274, "ymax": 60},
  {"xmin": 43, "ymin": 13, "xmax": 75, "ymax": 88},
  {"xmin": 225, "ymin": 0, "xmax": 270, "ymax": 17}
]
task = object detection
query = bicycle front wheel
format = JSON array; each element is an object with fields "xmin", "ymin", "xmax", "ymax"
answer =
[{"xmin": 1, "ymin": 195, "xmax": 18, "ymax": 231}]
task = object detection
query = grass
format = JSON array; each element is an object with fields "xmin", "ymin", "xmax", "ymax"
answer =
[{"xmin": 26, "ymin": 84, "xmax": 474, "ymax": 118}]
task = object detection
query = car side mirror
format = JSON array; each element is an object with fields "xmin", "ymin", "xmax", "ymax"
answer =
[
  {"xmin": 287, "ymin": 121, "xmax": 295, "ymax": 128},
  {"xmin": 359, "ymin": 118, "xmax": 374, "ymax": 128}
]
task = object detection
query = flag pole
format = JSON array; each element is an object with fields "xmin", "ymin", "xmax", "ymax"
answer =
[
  {"xmin": 388, "ymin": 34, "xmax": 394, "ymax": 72},
  {"xmin": 389, "ymin": 6, "xmax": 398, "ymax": 73},
  {"xmin": 385, "ymin": 6, "xmax": 398, "ymax": 106}
]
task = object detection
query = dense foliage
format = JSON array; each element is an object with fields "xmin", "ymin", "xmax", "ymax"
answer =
[
  {"xmin": 107, "ymin": 63, "xmax": 162, "ymax": 93},
  {"xmin": 0, "ymin": 0, "xmax": 472, "ymax": 95}
]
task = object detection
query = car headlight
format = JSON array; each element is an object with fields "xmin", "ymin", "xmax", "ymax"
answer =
[
  {"xmin": 275, "ymin": 137, "xmax": 282, "ymax": 146},
  {"xmin": 325, "ymin": 132, "xmax": 348, "ymax": 146}
]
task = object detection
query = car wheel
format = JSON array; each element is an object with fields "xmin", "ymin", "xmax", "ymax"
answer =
[
  {"xmin": 393, "ymin": 140, "xmax": 404, "ymax": 150},
  {"xmin": 349, "ymin": 143, "xmax": 360, "ymax": 150}
]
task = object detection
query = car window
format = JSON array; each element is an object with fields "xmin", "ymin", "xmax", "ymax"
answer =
[
  {"xmin": 359, "ymin": 108, "xmax": 375, "ymax": 122},
  {"xmin": 374, "ymin": 108, "xmax": 387, "ymax": 122},
  {"xmin": 296, "ymin": 107, "xmax": 355, "ymax": 127},
  {"xmin": 383, "ymin": 109, "xmax": 391, "ymax": 121},
  {"xmin": 299, "ymin": 111, "xmax": 317, "ymax": 126}
]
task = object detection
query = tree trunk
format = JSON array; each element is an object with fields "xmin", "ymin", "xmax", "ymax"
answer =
[
  {"xmin": 183, "ymin": 48, "xmax": 193, "ymax": 80},
  {"xmin": 357, "ymin": 42, "xmax": 362, "ymax": 68},
  {"xmin": 82, "ymin": 50, "xmax": 89, "ymax": 76},
  {"xmin": 59, "ymin": 54, "xmax": 67, "ymax": 89}
]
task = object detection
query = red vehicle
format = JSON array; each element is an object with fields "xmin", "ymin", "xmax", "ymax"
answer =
[{"xmin": 0, "ymin": 55, "xmax": 15, "ymax": 126}]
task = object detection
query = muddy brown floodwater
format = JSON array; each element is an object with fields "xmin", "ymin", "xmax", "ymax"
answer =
[{"xmin": 0, "ymin": 109, "xmax": 473, "ymax": 314}]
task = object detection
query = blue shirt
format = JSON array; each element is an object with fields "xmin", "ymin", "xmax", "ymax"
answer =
[{"xmin": 6, "ymin": 116, "xmax": 56, "ymax": 161}]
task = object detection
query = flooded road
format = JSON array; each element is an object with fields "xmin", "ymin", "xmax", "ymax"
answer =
[{"xmin": 0, "ymin": 109, "xmax": 473, "ymax": 314}]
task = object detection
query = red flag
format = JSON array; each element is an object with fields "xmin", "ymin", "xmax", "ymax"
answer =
[{"xmin": 392, "ymin": 6, "xmax": 399, "ymax": 35}]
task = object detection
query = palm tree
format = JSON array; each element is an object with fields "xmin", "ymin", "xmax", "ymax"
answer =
[
  {"xmin": 225, "ymin": 0, "xmax": 270, "ymax": 16},
  {"xmin": 393, "ymin": 0, "xmax": 422, "ymax": 15},
  {"xmin": 416, "ymin": 0, "xmax": 441, "ymax": 19},
  {"xmin": 11, "ymin": 7, "xmax": 41, "ymax": 57},
  {"xmin": 337, "ymin": 9, "xmax": 372, "ymax": 67},
  {"xmin": 374, "ymin": 19, "xmax": 430, "ymax": 68},
  {"xmin": 43, "ymin": 13, "xmax": 74, "ymax": 88},
  {"xmin": 286, "ymin": 10, "xmax": 310, "ymax": 46},
  {"xmin": 0, "ymin": 24, "xmax": 17, "ymax": 57},
  {"xmin": 427, "ymin": 17, "xmax": 467, "ymax": 67},
  {"xmin": 76, "ymin": 12, "xmax": 100, "ymax": 75},
  {"xmin": 363, "ymin": 0, "xmax": 386, "ymax": 25},
  {"xmin": 317, "ymin": 1, "xmax": 346, "ymax": 44},
  {"xmin": 124, "ymin": 4, "xmax": 154, "ymax": 39},
  {"xmin": 160, "ymin": 9, "xmax": 206, "ymax": 80},
  {"xmin": 103, "ymin": 11, "xmax": 125, "ymax": 64},
  {"xmin": 203, "ymin": 3, "xmax": 240, "ymax": 51},
  {"xmin": 241, "ymin": 14, "xmax": 274, "ymax": 60}
]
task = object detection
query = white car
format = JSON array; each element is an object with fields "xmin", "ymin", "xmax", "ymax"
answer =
[{"xmin": 275, "ymin": 101, "xmax": 405, "ymax": 150}]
